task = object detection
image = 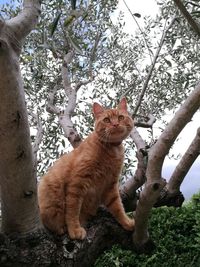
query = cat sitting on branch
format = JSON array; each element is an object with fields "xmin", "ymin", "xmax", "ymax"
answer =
[{"xmin": 38, "ymin": 98, "xmax": 135, "ymax": 240}]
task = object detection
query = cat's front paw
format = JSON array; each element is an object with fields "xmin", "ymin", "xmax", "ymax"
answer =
[
  {"xmin": 68, "ymin": 227, "xmax": 86, "ymax": 240},
  {"xmin": 121, "ymin": 217, "xmax": 135, "ymax": 231}
]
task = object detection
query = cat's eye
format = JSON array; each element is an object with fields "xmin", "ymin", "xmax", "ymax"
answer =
[
  {"xmin": 103, "ymin": 117, "xmax": 110, "ymax": 123},
  {"xmin": 118, "ymin": 115, "xmax": 124, "ymax": 121}
]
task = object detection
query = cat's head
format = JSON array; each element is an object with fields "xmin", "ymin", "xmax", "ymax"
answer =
[{"xmin": 93, "ymin": 98, "xmax": 134, "ymax": 144}]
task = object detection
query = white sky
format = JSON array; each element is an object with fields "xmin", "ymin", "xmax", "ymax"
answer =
[{"xmin": 117, "ymin": 0, "xmax": 159, "ymax": 26}]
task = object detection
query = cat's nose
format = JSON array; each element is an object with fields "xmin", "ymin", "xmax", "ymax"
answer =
[{"xmin": 112, "ymin": 122, "xmax": 119, "ymax": 127}]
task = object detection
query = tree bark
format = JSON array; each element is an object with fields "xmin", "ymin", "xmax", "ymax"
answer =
[
  {"xmin": 0, "ymin": 208, "xmax": 156, "ymax": 267},
  {"xmin": 0, "ymin": 0, "xmax": 41, "ymax": 234},
  {"xmin": 167, "ymin": 127, "xmax": 200, "ymax": 194},
  {"xmin": 173, "ymin": 0, "xmax": 200, "ymax": 37},
  {"xmin": 133, "ymin": 82, "xmax": 200, "ymax": 245}
]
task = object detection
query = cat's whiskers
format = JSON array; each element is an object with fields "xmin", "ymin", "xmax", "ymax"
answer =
[{"xmin": 98, "ymin": 130, "xmax": 110, "ymax": 143}]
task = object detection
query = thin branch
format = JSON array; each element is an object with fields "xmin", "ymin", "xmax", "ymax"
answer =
[
  {"xmin": 167, "ymin": 127, "xmax": 200, "ymax": 194},
  {"xmin": 75, "ymin": 79, "xmax": 92, "ymax": 91},
  {"xmin": 133, "ymin": 17, "xmax": 176, "ymax": 116},
  {"xmin": 173, "ymin": 0, "xmax": 200, "ymax": 37},
  {"xmin": 130, "ymin": 127, "xmax": 146, "ymax": 151},
  {"xmin": 46, "ymin": 85, "xmax": 60, "ymax": 115},
  {"xmin": 88, "ymin": 31, "xmax": 102, "ymax": 77},
  {"xmin": 74, "ymin": 31, "xmax": 101, "ymax": 91},
  {"xmin": 122, "ymin": 0, "xmax": 153, "ymax": 63},
  {"xmin": 62, "ymin": 51, "xmax": 74, "ymax": 95}
]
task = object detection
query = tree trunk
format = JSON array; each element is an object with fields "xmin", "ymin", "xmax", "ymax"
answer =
[{"xmin": 0, "ymin": 0, "xmax": 41, "ymax": 234}]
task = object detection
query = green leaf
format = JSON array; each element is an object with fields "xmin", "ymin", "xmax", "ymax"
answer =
[
  {"xmin": 133, "ymin": 13, "xmax": 141, "ymax": 18},
  {"xmin": 164, "ymin": 58, "xmax": 172, "ymax": 67},
  {"xmin": 61, "ymin": 139, "xmax": 65, "ymax": 148},
  {"xmin": 64, "ymin": 15, "xmax": 75, "ymax": 27},
  {"xmin": 50, "ymin": 12, "xmax": 62, "ymax": 37}
]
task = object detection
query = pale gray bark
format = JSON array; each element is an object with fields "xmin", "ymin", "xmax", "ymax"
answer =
[
  {"xmin": 133, "ymin": 81, "xmax": 200, "ymax": 245},
  {"xmin": 47, "ymin": 51, "xmax": 82, "ymax": 149},
  {"xmin": 0, "ymin": 0, "xmax": 41, "ymax": 234},
  {"xmin": 47, "ymin": 31, "xmax": 100, "ymax": 148},
  {"xmin": 167, "ymin": 127, "xmax": 200, "ymax": 194}
]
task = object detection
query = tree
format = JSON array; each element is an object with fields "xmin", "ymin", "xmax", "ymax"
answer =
[
  {"xmin": 0, "ymin": 0, "xmax": 41, "ymax": 234},
  {"xmin": 0, "ymin": 0, "xmax": 200, "ymax": 266}
]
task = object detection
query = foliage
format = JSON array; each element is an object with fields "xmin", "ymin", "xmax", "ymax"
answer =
[
  {"xmin": 1, "ymin": 0, "xmax": 200, "ymax": 178},
  {"xmin": 95, "ymin": 192, "xmax": 200, "ymax": 267}
]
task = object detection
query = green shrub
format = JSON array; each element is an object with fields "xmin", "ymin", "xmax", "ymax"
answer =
[{"xmin": 95, "ymin": 192, "xmax": 200, "ymax": 267}]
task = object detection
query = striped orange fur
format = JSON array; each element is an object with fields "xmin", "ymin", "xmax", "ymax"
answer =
[{"xmin": 38, "ymin": 98, "xmax": 135, "ymax": 240}]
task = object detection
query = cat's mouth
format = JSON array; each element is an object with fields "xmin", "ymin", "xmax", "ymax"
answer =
[{"xmin": 103, "ymin": 127, "xmax": 129, "ymax": 142}]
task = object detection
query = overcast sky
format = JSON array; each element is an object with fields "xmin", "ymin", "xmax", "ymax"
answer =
[{"xmin": 1, "ymin": 0, "xmax": 199, "ymax": 200}]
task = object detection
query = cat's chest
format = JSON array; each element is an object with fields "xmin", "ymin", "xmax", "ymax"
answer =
[{"xmin": 92, "ymin": 154, "xmax": 123, "ymax": 180}]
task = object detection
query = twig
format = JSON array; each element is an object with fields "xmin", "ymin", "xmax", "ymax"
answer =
[
  {"xmin": 133, "ymin": 17, "xmax": 176, "ymax": 116},
  {"xmin": 122, "ymin": 0, "xmax": 153, "ymax": 63},
  {"xmin": 74, "ymin": 31, "xmax": 101, "ymax": 91}
]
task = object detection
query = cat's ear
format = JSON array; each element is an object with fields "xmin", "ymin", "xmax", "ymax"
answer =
[
  {"xmin": 118, "ymin": 97, "xmax": 128, "ymax": 112},
  {"xmin": 93, "ymin": 102, "xmax": 104, "ymax": 118}
]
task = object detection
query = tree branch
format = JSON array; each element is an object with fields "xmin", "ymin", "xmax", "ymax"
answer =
[
  {"xmin": 46, "ymin": 85, "xmax": 61, "ymax": 115},
  {"xmin": 60, "ymin": 52, "xmax": 82, "ymax": 148},
  {"xmin": 167, "ymin": 127, "xmax": 200, "ymax": 194},
  {"xmin": 173, "ymin": 0, "xmax": 200, "ymax": 37},
  {"xmin": 120, "ymin": 128, "xmax": 147, "ymax": 212},
  {"xmin": 133, "ymin": 178, "xmax": 166, "ymax": 248},
  {"xmin": 6, "ymin": 0, "xmax": 41, "ymax": 41},
  {"xmin": 120, "ymin": 150, "xmax": 147, "ymax": 212},
  {"xmin": 133, "ymin": 17, "xmax": 176, "ymax": 115},
  {"xmin": 147, "ymin": 81, "xmax": 200, "ymax": 184},
  {"xmin": 130, "ymin": 127, "xmax": 146, "ymax": 150},
  {"xmin": 122, "ymin": 0, "xmax": 154, "ymax": 63},
  {"xmin": 133, "ymin": 81, "xmax": 200, "ymax": 246}
]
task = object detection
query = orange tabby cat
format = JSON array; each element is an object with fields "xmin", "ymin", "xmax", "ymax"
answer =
[{"xmin": 38, "ymin": 98, "xmax": 135, "ymax": 240}]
